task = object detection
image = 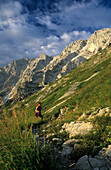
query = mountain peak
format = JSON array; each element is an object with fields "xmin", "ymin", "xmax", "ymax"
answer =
[
  {"xmin": 1, "ymin": 28, "xmax": 111, "ymax": 101},
  {"xmin": 38, "ymin": 54, "xmax": 51, "ymax": 60}
]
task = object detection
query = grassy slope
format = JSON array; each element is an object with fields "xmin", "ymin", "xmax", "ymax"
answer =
[
  {"xmin": 0, "ymin": 44, "xmax": 111, "ymax": 169},
  {"xmin": 16, "ymin": 43, "xmax": 111, "ymax": 125},
  {"xmin": 1, "ymin": 44, "xmax": 111, "ymax": 125}
]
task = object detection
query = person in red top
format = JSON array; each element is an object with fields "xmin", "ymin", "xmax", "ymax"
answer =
[{"xmin": 35, "ymin": 102, "xmax": 44, "ymax": 120}]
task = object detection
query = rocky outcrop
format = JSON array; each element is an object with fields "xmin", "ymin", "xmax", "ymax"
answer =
[
  {"xmin": 61, "ymin": 121, "xmax": 93, "ymax": 138},
  {"xmin": 0, "ymin": 58, "xmax": 30, "ymax": 102},
  {"xmin": 28, "ymin": 105, "xmax": 111, "ymax": 169},
  {"xmin": 78, "ymin": 107, "xmax": 111, "ymax": 121},
  {"xmin": 8, "ymin": 54, "xmax": 53, "ymax": 99},
  {"xmin": 1, "ymin": 28, "xmax": 111, "ymax": 100},
  {"xmin": 59, "ymin": 28, "xmax": 111, "ymax": 75},
  {"xmin": 73, "ymin": 145, "xmax": 111, "ymax": 170},
  {"xmin": 43, "ymin": 40, "xmax": 87, "ymax": 83}
]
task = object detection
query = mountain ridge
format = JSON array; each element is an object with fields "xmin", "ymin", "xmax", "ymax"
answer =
[
  {"xmin": 0, "ymin": 28, "xmax": 111, "ymax": 102},
  {"xmin": 0, "ymin": 39, "xmax": 111, "ymax": 170}
]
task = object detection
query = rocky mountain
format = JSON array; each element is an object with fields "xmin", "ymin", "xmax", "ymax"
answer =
[
  {"xmin": 0, "ymin": 58, "xmax": 30, "ymax": 101},
  {"xmin": 0, "ymin": 28, "xmax": 111, "ymax": 101},
  {"xmin": 8, "ymin": 54, "xmax": 53, "ymax": 99},
  {"xmin": 21, "ymin": 42, "xmax": 111, "ymax": 169},
  {"xmin": 1, "ymin": 42, "xmax": 111, "ymax": 169}
]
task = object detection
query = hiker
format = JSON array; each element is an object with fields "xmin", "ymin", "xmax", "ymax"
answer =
[{"xmin": 35, "ymin": 102, "xmax": 44, "ymax": 120}]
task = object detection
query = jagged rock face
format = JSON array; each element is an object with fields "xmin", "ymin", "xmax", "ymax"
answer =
[
  {"xmin": 80, "ymin": 28, "xmax": 111, "ymax": 59},
  {"xmin": 44, "ymin": 29, "xmax": 111, "ymax": 82},
  {"xmin": 0, "ymin": 58, "xmax": 30, "ymax": 101},
  {"xmin": 61, "ymin": 28, "xmax": 111, "ymax": 73},
  {"xmin": 8, "ymin": 54, "xmax": 53, "ymax": 99},
  {"xmin": 43, "ymin": 40, "xmax": 87, "ymax": 83},
  {"xmin": 1, "ymin": 28, "xmax": 111, "ymax": 100}
]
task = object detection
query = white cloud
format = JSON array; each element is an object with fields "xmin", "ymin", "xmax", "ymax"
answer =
[
  {"xmin": 0, "ymin": 0, "xmax": 111, "ymax": 67},
  {"xmin": 0, "ymin": 1, "xmax": 22, "ymax": 18},
  {"xmin": 39, "ymin": 30, "xmax": 91, "ymax": 57}
]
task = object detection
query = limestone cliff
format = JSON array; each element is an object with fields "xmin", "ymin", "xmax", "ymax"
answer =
[{"xmin": 0, "ymin": 28, "xmax": 111, "ymax": 100}]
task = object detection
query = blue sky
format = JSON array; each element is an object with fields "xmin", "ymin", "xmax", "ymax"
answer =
[{"xmin": 0, "ymin": 0, "xmax": 111, "ymax": 67}]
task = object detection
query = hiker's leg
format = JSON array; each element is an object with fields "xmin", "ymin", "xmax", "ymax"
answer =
[
  {"xmin": 41, "ymin": 114, "xmax": 43, "ymax": 120},
  {"xmin": 40, "ymin": 114, "xmax": 43, "ymax": 120},
  {"xmin": 39, "ymin": 112, "xmax": 43, "ymax": 120},
  {"xmin": 35, "ymin": 112, "xmax": 39, "ymax": 119}
]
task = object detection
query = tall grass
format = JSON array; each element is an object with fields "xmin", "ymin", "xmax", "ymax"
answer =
[{"xmin": 0, "ymin": 103, "xmax": 56, "ymax": 170}]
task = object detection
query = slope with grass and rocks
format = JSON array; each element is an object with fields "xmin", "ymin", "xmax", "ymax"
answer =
[
  {"xmin": 1, "ymin": 43, "xmax": 111, "ymax": 169},
  {"xmin": 1, "ymin": 28, "xmax": 111, "ymax": 101}
]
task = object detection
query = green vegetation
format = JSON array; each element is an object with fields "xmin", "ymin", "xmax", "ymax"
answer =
[
  {"xmin": 0, "ymin": 107, "xmax": 57, "ymax": 170},
  {"xmin": 0, "ymin": 44, "xmax": 111, "ymax": 169},
  {"xmin": 71, "ymin": 115, "xmax": 111, "ymax": 160}
]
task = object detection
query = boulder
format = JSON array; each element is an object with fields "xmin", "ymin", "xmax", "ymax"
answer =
[
  {"xmin": 62, "ymin": 121, "xmax": 93, "ymax": 138},
  {"xmin": 73, "ymin": 155, "xmax": 91, "ymax": 170},
  {"xmin": 61, "ymin": 145, "xmax": 73, "ymax": 157},
  {"xmin": 98, "ymin": 145, "xmax": 111, "ymax": 162},
  {"xmin": 73, "ymin": 145, "xmax": 111, "ymax": 170},
  {"xmin": 88, "ymin": 156, "xmax": 106, "ymax": 168}
]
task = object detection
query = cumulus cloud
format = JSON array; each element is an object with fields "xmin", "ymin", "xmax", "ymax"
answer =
[
  {"xmin": 0, "ymin": 0, "xmax": 111, "ymax": 67},
  {"xmin": 39, "ymin": 30, "xmax": 91, "ymax": 56}
]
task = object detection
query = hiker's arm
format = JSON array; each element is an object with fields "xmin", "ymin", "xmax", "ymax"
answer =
[
  {"xmin": 42, "ymin": 107, "xmax": 46, "ymax": 110},
  {"xmin": 35, "ymin": 106, "xmax": 39, "ymax": 112}
]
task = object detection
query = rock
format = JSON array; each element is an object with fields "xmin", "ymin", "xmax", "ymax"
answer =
[
  {"xmin": 106, "ymin": 145, "xmax": 111, "ymax": 160},
  {"xmin": 58, "ymin": 107, "xmax": 68, "ymax": 118},
  {"xmin": 62, "ymin": 121, "xmax": 93, "ymax": 138},
  {"xmin": 73, "ymin": 155, "xmax": 110, "ymax": 170},
  {"xmin": 87, "ymin": 107, "xmax": 111, "ymax": 120},
  {"xmin": 78, "ymin": 113, "xmax": 87, "ymax": 120},
  {"xmin": 0, "ymin": 58, "xmax": 30, "ymax": 101},
  {"xmin": 74, "ymin": 146, "xmax": 111, "ymax": 170},
  {"xmin": 97, "ymin": 108, "xmax": 106, "ymax": 116},
  {"xmin": 74, "ymin": 144, "xmax": 81, "ymax": 152},
  {"xmin": 62, "ymin": 139, "xmax": 79, "ymax": 147},
  {"xmin": 61, "ymin": 145, "xmax": 73, "ymax": 157},
  {"xmin": 59, "ymin": 129, "xmax": 64, "ymax": 133},
  {"xmin": 73, "ymin": 155, "xmax": 91, "ymax": 170},
  {"xmin": 8, "ymin": 54, "xmax": 53, "ymax": 99},
  {"xmin": 52, "ymin": 138, "xmax": 62, "ymax": 145},
  {"xmin": 100, "ymin": 167, "xmax": 109, "ymax": 170},
  {"xmin": 93, "ymin": 168, "xmax": 99, "ymax": 170},
  {"xmin": 82, "ymin": 28, "xmax": 111, "ymax": 59},
  {"xmin": 105, "ymin": 112, "xmax": 111, "ymax": 117},
  {"xmin": 98, "ymin": 145, "xmax": 111, "ymax": 161},
  {"xmin": 52, "ymin": 137, "xmax": 62, "ymax": 142},
  {"xmin": 88, "ymin": 156, "xmax": 106, "ymax": 168},
  {"xmin": 105, "ymin": 107, "xmax": 110, "ymax": 113}
]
